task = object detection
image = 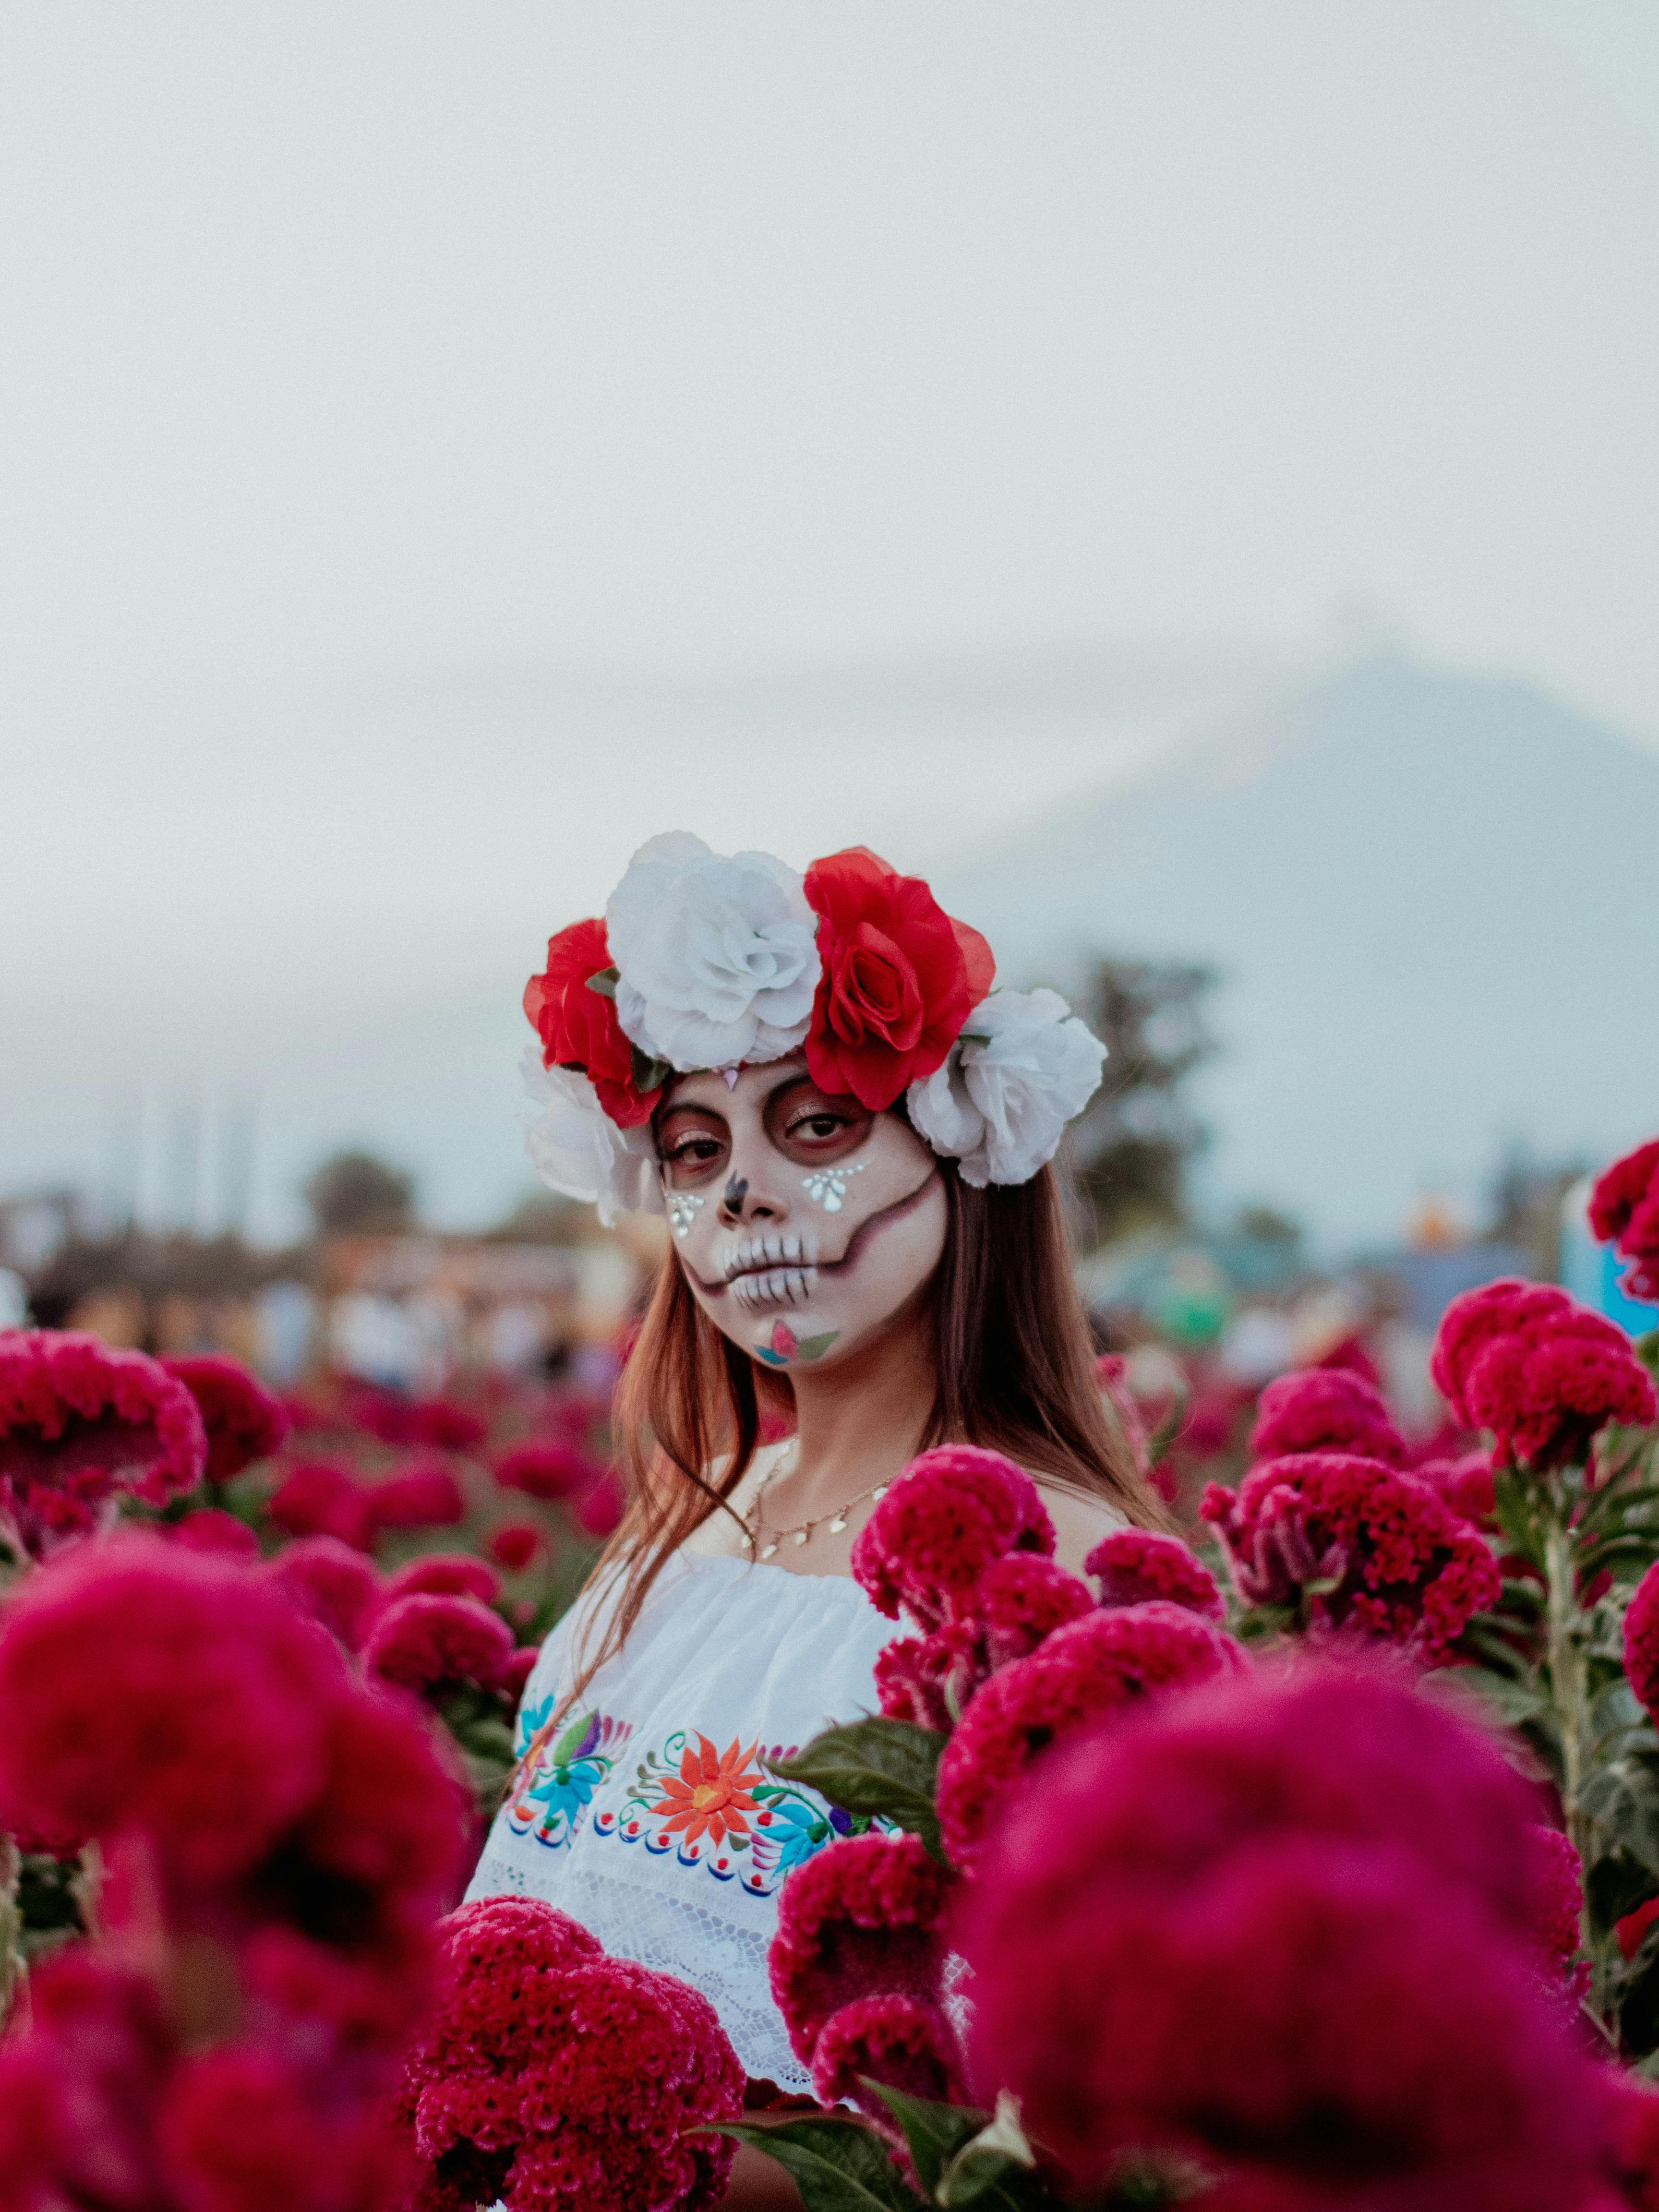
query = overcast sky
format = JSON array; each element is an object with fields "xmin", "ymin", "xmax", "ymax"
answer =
[{"xmin": 3, "ymin": 1, "xmax": 1656, "ymax": 1236}]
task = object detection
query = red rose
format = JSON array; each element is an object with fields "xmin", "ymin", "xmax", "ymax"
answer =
[
  {"xmin": 523, "ymin": 917, "xmax": 660, "ymax": 1127},
  {"xmin": 802, "ymin": 848, "xmax": 995, "ymax": 1110}
]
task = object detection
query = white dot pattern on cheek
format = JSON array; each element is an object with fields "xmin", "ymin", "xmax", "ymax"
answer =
[
  {"xmin": 667, "ymin": 1193, "xmax": 706, "ymax": 1240},
  {"xmin": 801, "ymin": 1163, "xmax": 867, "ymax": 1213}
]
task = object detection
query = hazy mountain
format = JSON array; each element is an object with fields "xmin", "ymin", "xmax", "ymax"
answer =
[{"xmin": 939, "ymin": 655, "xmax": 1659, "ymax": 1247}]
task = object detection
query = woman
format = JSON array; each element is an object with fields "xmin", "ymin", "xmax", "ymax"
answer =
[{"xmin": 468, "ymin": 834, "xmax": 1171, "ymax": 2206}]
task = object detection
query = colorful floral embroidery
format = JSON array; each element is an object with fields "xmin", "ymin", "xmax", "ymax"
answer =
[
  {"xmin": 505, "ymin": 1698, "xmax": 632, "ymax": 1851},
  {"xmin": 594, "ymin": 1729, "xmax": 865, "ymax": 1896}
]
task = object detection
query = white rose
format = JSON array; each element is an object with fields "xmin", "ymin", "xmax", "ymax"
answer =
[
  {"xmin": 907, "ymin": 988, "xmax": 1106, "ymax": 1187},
  {"xmin": 605, "ymin": 831, "xmax": 820, "ymax": 1072},
  {"xmin": 521, "ymin": 1052, "xmax": 663, "ymax": 1227}
]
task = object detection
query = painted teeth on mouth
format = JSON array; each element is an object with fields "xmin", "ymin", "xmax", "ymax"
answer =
[{"xmin": 732, "ymin": 1266, "xmax": 818, "ymax": 1310}]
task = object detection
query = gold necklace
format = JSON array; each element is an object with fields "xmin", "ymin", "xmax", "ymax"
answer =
[{"xmin": 741, "ymin": 1438, "xmax": 893, "ymax": 1561}]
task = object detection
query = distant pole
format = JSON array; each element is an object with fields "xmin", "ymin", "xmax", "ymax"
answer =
[
  {"xmin": 218, "ymin": 1093, "xmax": 256, "ymax": 1244},
  {"xmin": 167, "ymin": 1094, "xmax": 201, "ymax": 1238}
]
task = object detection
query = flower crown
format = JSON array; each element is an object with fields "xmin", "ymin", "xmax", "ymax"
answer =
[{"xmin": 520, "ymin": 833, "xmax": 1106, "ymax": 1224}]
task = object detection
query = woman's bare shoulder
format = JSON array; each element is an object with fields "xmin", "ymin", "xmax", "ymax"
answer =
[{"xmin": 1032, "ymin": 1478, "xmax": 1130, "ymax": 1580}]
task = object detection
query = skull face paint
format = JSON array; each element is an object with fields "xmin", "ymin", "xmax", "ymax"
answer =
[{"xmin": 655, "ymin": 1056, "xmax": 948, "ymax": 1371}]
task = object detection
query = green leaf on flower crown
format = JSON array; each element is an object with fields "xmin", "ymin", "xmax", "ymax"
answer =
[
  {"xmin": 631, "ymin": 1045, "xmax": 675, "ymax": 1095},
  {"xmin": 695, "ymin": 2119, "xmax": 927, "ymax": 2210},
  {"xmin": 768, "ymin": 1719, "xmax": 947, "ymax": 1862},
  {"xmin": 862, "ymin": 2084, "xmax": 986, "ymax": 2197},
  {"xmin": 583, "ymin": 966, "xmax": 620, "ymax": 998}
]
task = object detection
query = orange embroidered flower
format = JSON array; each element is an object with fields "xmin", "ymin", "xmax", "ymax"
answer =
[{"xmin": 652, "ymin": 1734, "xmax": 765, "ymax": 1848}]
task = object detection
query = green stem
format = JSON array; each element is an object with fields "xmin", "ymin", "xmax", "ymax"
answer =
[
  {"xmin": 0, "ymin": 1834, "xmax": 22, "ymax": 2029},
  {"xmin": 1544, "ymin": 1514, "xmax": 1591, "ymax": 1865}
]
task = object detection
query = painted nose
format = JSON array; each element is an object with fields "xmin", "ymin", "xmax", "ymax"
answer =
[{"xmin": 719, "ymin": 1166, "xmax": 789, "ymax": 1227}]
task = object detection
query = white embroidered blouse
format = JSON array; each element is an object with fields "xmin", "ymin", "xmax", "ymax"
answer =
[{"xmin": 466, "ymin": 1549, "xmax": 895, "ymax": 2093}]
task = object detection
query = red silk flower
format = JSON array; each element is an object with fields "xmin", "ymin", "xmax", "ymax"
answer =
[
  {"xmin": 803, "ymin": 848, "xmax": 995, "ymax": 1111},
  {"xmin": 523, "ymin": 916, "xmax": 660, "ymax": 1127}
]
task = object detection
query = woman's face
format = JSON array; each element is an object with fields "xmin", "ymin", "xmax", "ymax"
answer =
[{"xmin": 656, "ymin": 1056, "xmax": 947, "ymax": 1374}]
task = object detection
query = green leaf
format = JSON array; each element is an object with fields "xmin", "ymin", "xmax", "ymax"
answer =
[
  {"xmin": 697, "ymin": 2119, "xmax": 927, "ymax": 2211},
  {"xmin": 862, "ymin": 2084, "xmax": 986, "ymax": 2196},
  {"xmin": 1586, "ymin": 1848, "xmax": 1659, "ymax": 1941},
  {"xmin": 937, "ymin": 2096, "xmax": 1052, "ymax": 2210},
  {"xmin": 1580, "ymin": 1754, "xmax": 1659, "ymax": 1879},
  {"xmin": 769, "ymin": 1719, "xmax": 947, "ymax": 1861},
  {"xmin": 583, "ymin": 965, "xmax": 620, "ymax": 998},
  {"xmin": 1427, "ymin": 1664, "xmax": 1546, "ymax": 1729}
]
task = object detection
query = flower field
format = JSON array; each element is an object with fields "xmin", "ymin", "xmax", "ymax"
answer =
[{"xmin": 2, "ymin": 1139, "xmax": 1659, "ymax": 2208}]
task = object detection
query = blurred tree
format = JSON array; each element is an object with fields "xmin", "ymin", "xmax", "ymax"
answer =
[
  {"xmin": 303, "ymin": 1151, "xmax": 415, "ymax": 1237},
  {"xmin": 1069, "ymin": 957, "xmax": 1217, "ymax": 1248}
]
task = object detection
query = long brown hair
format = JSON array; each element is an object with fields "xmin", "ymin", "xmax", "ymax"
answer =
[{"xmin": 562, "ymin": 1155, "xmax": 1173, "ymax": 1707}]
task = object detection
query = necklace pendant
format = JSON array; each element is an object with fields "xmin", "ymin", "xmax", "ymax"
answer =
[
  {"xmin": 829, "ymin": 1513, "xmax": 848, "ymax": 1533},
  {"xmin": 759, "ymin": 1541, "xmax": 779, "ymax": 1560},
  {"xmin": 872, "ymin": 1485, "xmax": 888, "ymax": 1502},
  {"xmin": 793, "ymin": 1527, "xmax": 810, "ymax": 1547}
]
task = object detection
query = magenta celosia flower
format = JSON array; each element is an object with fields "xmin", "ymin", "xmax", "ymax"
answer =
[
  {"xmin": 363, "ymin": 1459, "xmax": 466, "ymax": 1532},
  {"xmin": 1248, "ymin": 1366, "xmax": 1407, "ymax": 1467},
  {"xmin": 1412, "ymin": 1451, "xmax": 1498, "ymax": 1529},
  {"xmin": 395, "ymin": 1895, "xmax": 744, "ymax": 2212},
  {"xmin": 385, "ymin": 1552, "xmax": 502, "ymax": 1606},
  {"xmin": 160, "ymin": 2043, "xmax": 403, "ymax": 2212},
  {"xmin": 1085, "ymin": 1527, "xmax": 1225, "ymax": 1621},
  {"xmin": 1200, "ymin": 1451, "xmax": 1502, "ymax": 1664},
  {"xmin": 873, "ymin": 1557, "xmax": 1093, "ymax": 1731},
  {"xmin": 172, "ymin": 1505, "xmax": 262, "ymax": 1559},
  {"xmin": 487, "ymin": 1521, "xmax": 542, "ymax": 1571},
  {"xmin": 850, "ymin": 1445, "xmax": 1055, "ymax": 1629},
  {"xmin": 496, "ymin": 1647, "xmax": 539, "ymax": 1703},
  {"xmin": 268, "ymin": 1459, "xmax": 375, "ymax": 1551},
  {"xmin": 576, "ymin": 1470, "xmax": 626, "ymax": 1538},
  {"xmin": 160, "ymin": 1352, "xmax": 290, "ymax": 1484},
  {"xmin": 362, "ymin": 1591, "xmax": 514, "ymax": 1696},
  {"xmin": 1590, "ymin": 1138, "xmax": 1659, "ymax": 1305},
  {"xmin": 347, "ymin": 1386, "xmax": 489, "ymax": 1452},
  {"xmin": 809, "ymin": 1991, "xmax": 961, "ymax": 2118},
  {"xmin": 1096, "ymin": 1353, "xmax": 1153, "ymax": 1477},
  {"xmin": 1, "ymin": 1951, "xmax": 174, "ymax": 2209},
  {"xmin": 0, "ymin": 1538, "xmax": 344, "ymax": 1882},
  {"xmin": 0, "ymin": 1328, "xmax": 205, "ymax": 1557},
  {"xmin": 768, "ymin": 1833, "xmax": 956, "ymax": 2067},
  {"xmin": 1626, "ymin": 1562, "xmax": 1659, "ymax": 1724},
  {"xmin": 1527, "ymin": 1826, "xmax": 1586, "ymax": 1999},
  {"xmin": 493, "ymin": 1438, "xmax": 601, "ymax": 1501},
  {"xmin": 959, "ymin": 1664, "xmax": 1604, "ymax": 2207},
  {"xmin": 1431, "ymin": 1279, "xmax": 1657, "ymax": 1470},
  {"xmin": 934, "ymin": 1601, "xmax": 1242, "ymax": 1868},
  {"xmin": 263, "ymin": 1535, "xmax": 386, "ymax": 1651},
  {"xmin": 1604, "ymin": 2072, "xmax": 1659, "ymax": 2212}
]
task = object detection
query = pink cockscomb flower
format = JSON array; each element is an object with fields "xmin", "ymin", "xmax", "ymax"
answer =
[
  {"xmin": 0, "ymin": 1329, "xmax": 205, "ymax": 1556},
  {"xmin": 873, "ymin": 1558, "xmax": 1093, "ymax": 1732},
  {"xmin": 363, "ymin": 1459, "xmax": 465, "ymax": 1533},
  {"xmin": 263, "ymin": 1535, "xmax": 385, "ymax": 1651},
  {"xmin": 487, "ymin": 1521, "xmax": 542, "ymax": 1571},
  {"xmin": 809, "ymin": 1991, "xmax": 962, "ymax": 2121},
  {"xmin": 160, "ymin": 2044, "xmax": 405, "ymax": 2212},
  {"xmin": 384, "ymin": 1552, "xmax": 501, "ymax": 1607},
  {"xmin": 0, "ymin": 1539, "xmax": 343, "ymax": 1883},
  {"xmin": 267, "ymin": 1459, "xmax": 375, "ymax": 1551},
  {"xmin": 1412, "ymin": 1451, "xmax": 1499, "ymax": 1529},
  {"xmin": 1096, "ymin": 1354, "xmax": 1153, "ymax": 1477},
  {"xmin": 496, "ymin": 1647, "xmax": 539, "ymax": 1703},
  {"xmin": 958, "ymin": 1662, "xmax": 1604, "ymax": 2208},
  {"xmin": 1200, "ymin": 1451, "xmax": 1502, "ymax": 1664},
  {"xmin": 160, "ymin": 1352, "xmax": 289, "ymax": 1484},
  {"xmin": 576, "ymin": 1470, "xmax": 626, "ymax": 1538},
  {"xmin": 493, "ymin": 1438, "xmax": 601, "ymax": 1501},
  {"xmin": 362, "ymin": 1591, "xmax": 514, "ymax": 1697},
  {"xmin": 1431, "ymin": 1279, "xmax": 1657, "ymax": 1471},
  {"xmin": 1085, "ymin": 1527, "xmax": 1225, "ymax": 1621},
  {"xmin": 934, "ymin": 1601, "xmax": 1241, "ymax": 1868},
  {"xmin": 851, "ymin": 1445, "xmax": 1054, "ymax": 1629},
  {"xmin": 347, "ymin": 1386, "xmax": 488, "ymax": 1453},
  {"xmin": 395, "ymin": 1895, "xmax": 743, "ymax": 2212},
  {"xmin": 769, "ymin": 1832, "xmax": 955, "ymax": 2068},
  {"xmin": 172, "ymin": 1506, "xmax": 261, "ymax": 1560},
  {"xmin": 1626, "ymin": 1562, "xmax": 1659, "ymax": 1726},
  {"xmin": 1590, "ymin": 1138, "xmax": 1659, "ymax": 1305},
  {"xmin": 1248, "ymin": 1366, "xmax": 1407, "ymax": 1467},
  {"xmin": 1527, "ymin": 1826, "xmax": 1587, "ymax": 2001}
]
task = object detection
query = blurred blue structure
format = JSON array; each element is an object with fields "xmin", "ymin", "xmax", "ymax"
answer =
[{"xmin": 1562, "ymin": 1174, "xmax": 1659, "ymax": 1337}]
